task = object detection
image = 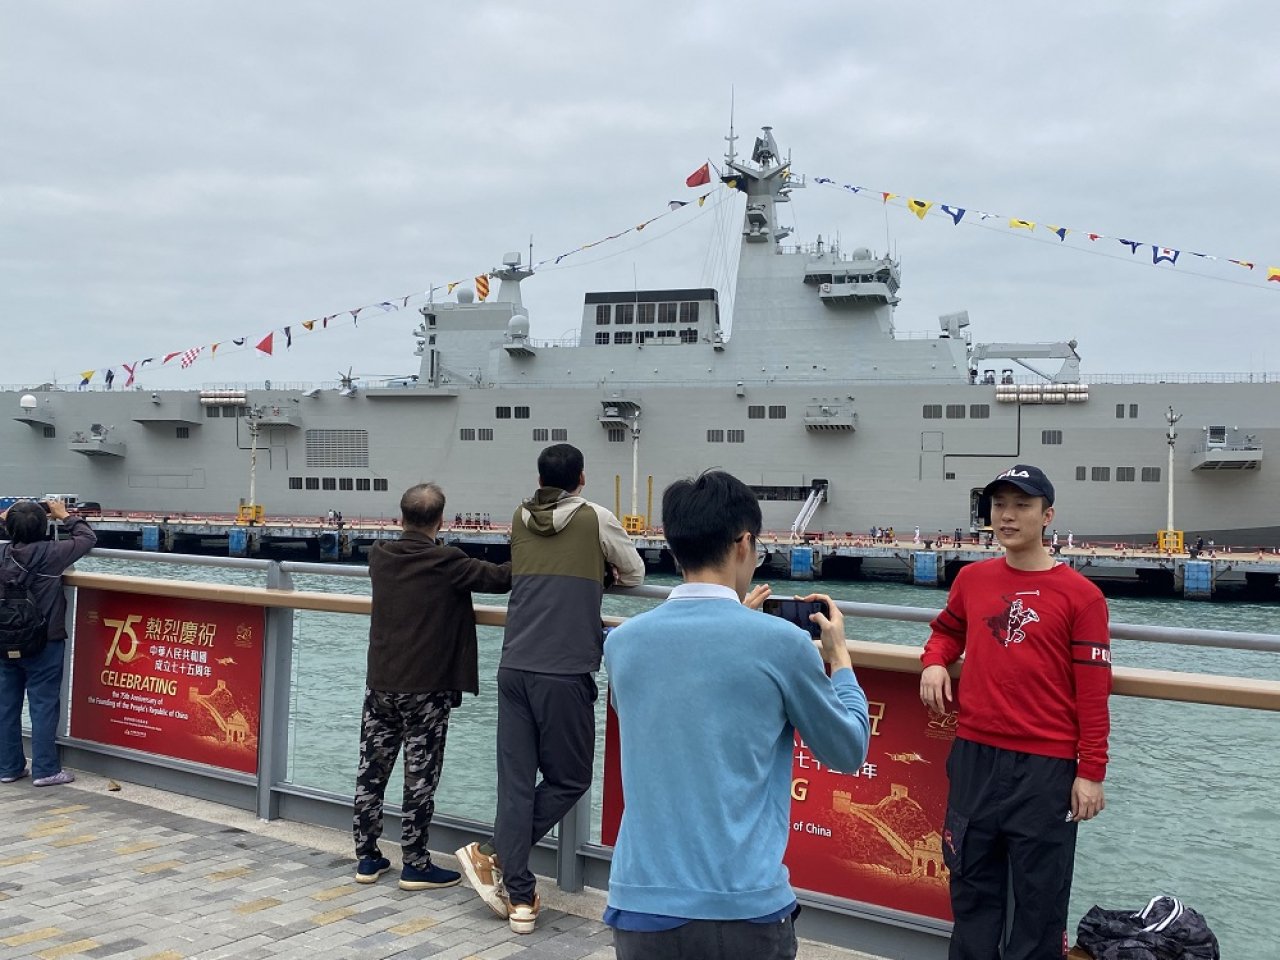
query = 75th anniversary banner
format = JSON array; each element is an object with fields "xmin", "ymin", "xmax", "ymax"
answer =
[{"xmin": 70, "ymin": 588, "xmax": 265, "ymax": 775}]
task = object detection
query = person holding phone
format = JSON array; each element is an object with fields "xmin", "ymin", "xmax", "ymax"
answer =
[
  {"xmin": 1, "ymin": 499, "xmax": 97, "ymax": 786},
  {"xmin": 602, "ymin": 470, "xmax": 870, "ymax": 960},
  {"xmin": 920, "ymin": 464, "xmax": 1111, "ymax": 960}
]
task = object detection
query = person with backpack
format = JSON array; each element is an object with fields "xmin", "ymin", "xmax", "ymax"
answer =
[{"xmin": 0, "ymin": 499, "xmax": 97, "ymax": 786}]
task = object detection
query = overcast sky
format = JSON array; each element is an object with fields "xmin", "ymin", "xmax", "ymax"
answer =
[{"xmin": 2, "ymin": 2, "xmax": 1276, "ymax": 390}]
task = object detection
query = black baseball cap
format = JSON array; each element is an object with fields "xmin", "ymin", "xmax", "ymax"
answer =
[{"xmin": 983, "ymin": 464, "xmax": 1055, "ymax": 506}]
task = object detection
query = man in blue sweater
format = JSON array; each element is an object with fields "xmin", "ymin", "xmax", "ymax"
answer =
[{"xmin": 603, "ymin": 470, "xmax": 871, "ymax": 959}]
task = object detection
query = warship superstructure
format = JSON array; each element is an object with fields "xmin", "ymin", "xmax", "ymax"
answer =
[{"xmin": 3, "ymin": 127, "xmax": 1275, "ymax": 544}]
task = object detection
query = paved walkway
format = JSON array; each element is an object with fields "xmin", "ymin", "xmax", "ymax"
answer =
[{"xmin": 0, "ymin": 771, "xmax": 882, "ymax": 960}]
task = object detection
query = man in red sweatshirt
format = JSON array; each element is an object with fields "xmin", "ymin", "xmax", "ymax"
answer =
[{"xmin": 921, "ymin": 464, "xmax": 1111, "ymax": 960}]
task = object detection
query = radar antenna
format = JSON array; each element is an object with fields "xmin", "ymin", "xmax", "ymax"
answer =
[{"xmin": 724, "ymin": 87, "xmax": 737, "ymax": 167}]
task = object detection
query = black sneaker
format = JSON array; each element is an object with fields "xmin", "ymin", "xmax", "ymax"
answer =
[
  {"xmin": 399, "ymin": 863, "xmax": 461, "ymax": 891},
  {"xmin": 355, "ymin": 856, "xmax": 391, "ymax": 884}
]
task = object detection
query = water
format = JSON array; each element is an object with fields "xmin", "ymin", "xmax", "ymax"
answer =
[{"xmin": 75, "ymin": 557, "xmax": 1280, "ymax": 959}]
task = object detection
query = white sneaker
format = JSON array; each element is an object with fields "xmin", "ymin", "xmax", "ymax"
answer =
[
  {"xmin": 455, "ymin": 843, "xmax": 508, "ymax": 918},
  {"xmin": 508, "ymin": 893, "xmax": 540, "ymax": 934}
]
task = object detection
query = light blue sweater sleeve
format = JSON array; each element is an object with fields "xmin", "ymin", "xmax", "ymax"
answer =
[{"xmin": 777, "ymin": 640, "xmax": 871, "ymax": 774}]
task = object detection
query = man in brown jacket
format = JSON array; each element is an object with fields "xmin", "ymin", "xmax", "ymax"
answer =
[{"xmin": 353, "ymin": 483, "xmax": 511, "ymax": 890}]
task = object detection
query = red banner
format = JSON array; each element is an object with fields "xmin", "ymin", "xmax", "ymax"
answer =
[
  {"xmin": 602, "ymin": 666, "xmax": 957, "ymax": 922},
  {"xmin": 69, "ymin": 588, "xmax": 265, "ymax": 775}
]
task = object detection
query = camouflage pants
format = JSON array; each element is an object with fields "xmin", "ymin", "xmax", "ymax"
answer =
[{"xmin": 353, "ymin": 688, "xmax": 455, "ymax": 869}]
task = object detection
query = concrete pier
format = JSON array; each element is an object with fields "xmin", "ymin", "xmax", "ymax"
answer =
[{"xmin": 80, "ymin": 515, "xmax": 1280, "ymax": 599}]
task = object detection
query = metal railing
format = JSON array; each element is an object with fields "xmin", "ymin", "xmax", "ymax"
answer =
[{"xmin": 40, "ymin": 551, "xmax": 1280, "ymax": 959}]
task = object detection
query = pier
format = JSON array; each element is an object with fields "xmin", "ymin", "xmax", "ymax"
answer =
[{"xmin": 82, "ymin": 514, "xmax": 1280, "ymax": 599}]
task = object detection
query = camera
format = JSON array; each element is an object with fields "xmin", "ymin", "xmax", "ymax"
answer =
[{"xmin": 762, "ymin": 597, "xmax": 830, "ymax": 639}]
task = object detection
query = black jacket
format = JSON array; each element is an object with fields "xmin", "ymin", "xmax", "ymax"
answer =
[
  {"xmin": 2, "ymin": 517, "xmax": 97, "ymax": 641},
  {"xmin": 365, "ymin": 531, "xmax": 511, "ymax": 694}
]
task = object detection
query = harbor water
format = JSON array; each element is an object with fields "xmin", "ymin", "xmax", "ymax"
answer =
[{"xmin": 75, "ymin": 557, "xmax": 1280, "ymax": 959}]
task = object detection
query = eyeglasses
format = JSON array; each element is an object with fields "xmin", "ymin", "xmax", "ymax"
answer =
[{"xmin": 738, "ymin": 532, "xmax": 768, "ymax": 568}]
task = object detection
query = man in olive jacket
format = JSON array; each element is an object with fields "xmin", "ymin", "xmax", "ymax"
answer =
[{"xmin": 353, "ymin": 483, "xmax": 511, "ymax": 891}]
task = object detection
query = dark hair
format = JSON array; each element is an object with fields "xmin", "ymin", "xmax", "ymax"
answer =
[
  {"xmin": 537, "ymin": 443, "xmax": 584, "ymax": 492},
  {"xmin": 400, "ymin": 483, "xmax": 445, "ymax": 530},
  {"xmin": 5, "ymin": 501, "xmax": 47, "ymax": 544},
  {"xmin": 661, "ymin": 470, "xmax": 761, "ymax": 572}
]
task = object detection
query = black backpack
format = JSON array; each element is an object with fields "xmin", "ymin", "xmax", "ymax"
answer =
[
  {"xmin": 1077, "ymin": 895, "xmax": 1220, "ymax": 960},
  {"xmin": 0, "ymin": 545, "xmax": 48, "ymax": 660}
]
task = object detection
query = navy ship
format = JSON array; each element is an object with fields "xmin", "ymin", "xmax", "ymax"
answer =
[{"xmin": 2, "ymin": 127, "xmax": 1275, "ymax": 544}]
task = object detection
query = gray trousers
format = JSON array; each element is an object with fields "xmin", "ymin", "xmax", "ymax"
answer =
[
  {"xmin": 613, "ymin": 917, "xmax": 798, "ymax": 960},
  {"xmin": 493, "ymin": 668, "xmax": 597, "ymax": 905}
]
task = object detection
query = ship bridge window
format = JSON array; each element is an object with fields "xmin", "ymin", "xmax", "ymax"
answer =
[
  {"xmin": 1141, "ymin": 467, "xmax": 1161, "ymax": 482},
  {"xmin": 614, "ymin": 331, "xmax": 634, "ymax": 345},
  {"xmin": 1207, "ymin": 425, "xmax": 1227, "ymax": 445},
  {"xmin": 533, "ymin": 428, "xmax": 549, "ymax": 442},
  {"xmin": 768, "ymin": 405, "xmax": 787, "ymax": 419},
  {"xmin": 595, "ymin": 332, "xmax": 610, "ymax": 345},
  {"xmin": 305, "ymin": 429, "xmax": 370, "ymax": 468},
  {"xmin": 1116, "ymin": 467, "xmax": 1136, "ymax": 482},
  {"xmin": 945, "ymin": 404, "xmax": 966, "ymax": 419},
  {"xmin": 322, "ymin": 477, "xmax": 337, "ymax": 491},
  {"xmin": 607, "ymin": 428, "xmax": 625, "ymax": 442},
  {"xmin": 638, "ymin": 329, "xmax": 655, "ymax": 342},
  {"xmin": 657, "ymin": 329, "xmax": 676, "ymax": 339},
  {"xmin": 460, "ymin": 428, "xmax": 476, "ymax": 441},
  {"xmin": 679, "ymin": 327, "xmax": 698, "ymax": 344},
  {"xmin": 552, "ymin": 428, "xmax": 568, "ymax": 441},
  {"xmin": 748, "ymin": 484, "xmax": 813, "ymax": 502},
  {"xmin": 707, "ymin": 429, "xmax": 725, "ymax": 442},
  {"xmin": 637, "ymin": 303, "xmax": 655, "ymax": 324},
  {"xmin": 176, "ymin": 427, "xmax": 190, "ymax": 439},
  {"xmin": 305, "ymin": 477, "xmax": 320, "ymax": 491},
  {"xmin": 356, "ymin": 478, "xmax": 371, "ymax": 491},
  {"xmin": 1041, "ymin": 430, "xmax": 1063, "ymax": 445},
  {"xmin": 727, "ymin": 429, "xmax": 745, "ymax": 443},
  {"xmin": 205, "ymin": 406, "xmax": 221, "ymax": 418},
  {"xmin": 1091, "ymin": 467, "xmax": 1110, "ymax": 481},
  {"xmin": 42, "ymin": 426, "xmax": 56, "ymax": 439},
  {"xmin": 615, "ymin": 304, "xmax": 634, "ymax": 325},
  {"xmin": 1129, "ymin": 404, "xmax": 1139, "ymax": 418},
  {"xmin": 969, "ymin": 404, "xmax": 990, "ymax": 419},
  {"xmin": 373, "ymin": 479, "xmax": 388, "ymax": 491},
  {"xmin": 515, "ymin": 406, "xmax": 530, "ymax": 419},
  {"xmin": 479, "ymin": 429, "xmax": 494, "ymax": 441},
  {"xmin": 289, "ymin": 477, "xmax": 303, "ymax": 490},
  {"xmin": 658, "ymin": 303, "xmax": 678, "ymax": 323},
  {"xmin": 496, "ymin": 406, "xmax": 512, "ymax": 419},
  {"xmin": 748, "ymin": 405, "xmax": 765, "ymax": 419},
  {"xmin": 679, "ymin": 302, "xmax": 699, "ymax": 324},
  {"xmin": 596, "ymin": 305, "xmax": 611, "ymax": 325},
  {"xmin": 339, "ymin": 478, "xmax": 354, "ymax": 491},
  {"xmin": 1076, "ymin": 466, "xmax": 1087, "ymax": 481},
  {"xmin": 922, "ymin": 404, "xmax": 943, "ymax": 419},
  {"xmin": 1115, "ymin": 404, "xmax": 1125, "ymax": 419}
]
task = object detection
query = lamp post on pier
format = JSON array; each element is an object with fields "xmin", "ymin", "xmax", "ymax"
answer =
[{"xmin": 1164, "ymin": 405, "xmax": 1182, "ymax": 551}]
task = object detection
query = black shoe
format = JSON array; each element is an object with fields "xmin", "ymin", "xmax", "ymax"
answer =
[
  {"xmin": 399, "ymin": 863, "xmax": 462, "ymax": 890},
  {"xmin": 355, "ymin": 856, "xmax": 391, "ymax": 883}
]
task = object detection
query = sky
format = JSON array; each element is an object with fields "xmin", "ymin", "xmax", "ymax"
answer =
[{"xmin": 2, "ymin": 1, "xmax": 1277, "ymax": 390}]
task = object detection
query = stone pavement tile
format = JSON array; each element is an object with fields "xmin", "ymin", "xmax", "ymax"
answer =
[
  {"xmin": 33, "ymin": 938, "xmax": 102, "ymax": 959},
  {"xmin": 82, "ymin": 938, "xmax": 148, "ymax": 958}
]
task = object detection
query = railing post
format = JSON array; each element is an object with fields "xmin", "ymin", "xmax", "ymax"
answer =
[
  {"xmin": 256, "ymin": 561, "xmax": 295, "ymax": 820},
  {"xmin": 555, "ymin": 790, "xmax": 593, "ymax": 893}
]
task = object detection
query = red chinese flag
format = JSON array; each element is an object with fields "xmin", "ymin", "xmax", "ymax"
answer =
[
  {"xmin": 255, "ymin": 332, "xmax": 274, "ymax": 356},
  {"xmin": 685, "ymin": 163, "xmax": 711, "ymax": 188}
]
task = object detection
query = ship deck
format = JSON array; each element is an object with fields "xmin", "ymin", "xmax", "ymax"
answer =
[{"xmin": 0, "ymin": 772, "xmax": 881, "ymax": 960}]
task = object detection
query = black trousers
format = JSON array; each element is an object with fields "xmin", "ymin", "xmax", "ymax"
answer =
[
  {"xmin": 944, "ymin": 738, "xmax": 1079, "ymax": 960},
  {"xmin": 493, "ymin": 667, "xmax": 597, "ymax": 905},
  {"xmin": 614, "ymin": 916, "xmax": 798, "ymax": 960}
]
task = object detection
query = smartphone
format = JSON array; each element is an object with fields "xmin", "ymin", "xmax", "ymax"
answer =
[{"xmin": 762, "ymin": 598, "xmax": 829, "ymax": 639}]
